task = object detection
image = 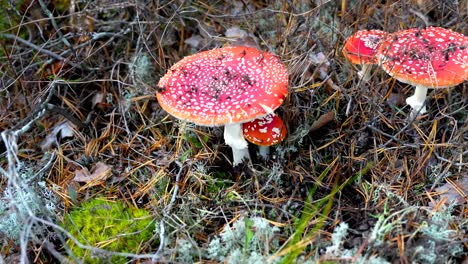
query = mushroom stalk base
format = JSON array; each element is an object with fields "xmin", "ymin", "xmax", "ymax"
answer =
[
  {"xmin": 258, "ymin": 146, "xmax": 270, "ymax": 159},
  {"xmin": 357, "ymin": 64, "xmax": 372, "ymax": 82},
  {"xmin": 406, "ymin": 85, "xmax": 428, "ymax": 116},
  {"xmin": 224, "ymin": 123, "xmax": 250, "ymax": 166}
]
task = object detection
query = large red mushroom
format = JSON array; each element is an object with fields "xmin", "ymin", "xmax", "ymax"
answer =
[
  {"xmin": 157, "ymin": 46, "xmax": 288, "ymax": 165},
  {"xmin": 377, "ymin": 27, "xmax": 467, "ymax": 116},
  {"xmin": 342, "ymin": 30, "xmax": 388, "ymax": 81}
]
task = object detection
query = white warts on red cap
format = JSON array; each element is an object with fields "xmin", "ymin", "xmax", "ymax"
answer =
[
  {"xmin": 377, "ymin": 27, "xmax": 467, "ymax": 88},
  {"xmin": 157, "ymin": 46, "xmax": 288, "ymax": 127}
]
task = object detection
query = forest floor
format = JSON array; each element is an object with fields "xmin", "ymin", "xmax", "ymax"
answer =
[{"xmin": 0, "ymin": 1, "xmax": 466, "ymax": 263}]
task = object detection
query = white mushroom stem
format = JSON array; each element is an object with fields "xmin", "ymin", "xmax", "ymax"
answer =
[
  {"xmin": 406, "ymin": 85, "xmax": 428, "ymax": 115},
  {"xmin": 224, "ymin": 123, "xmax": 250, "ymax": 166},
  {"xmin": 357, "ymin": 64, "xmax": 372, "ymax": 82},
  {"xmin": 258, "ymin": 146, "xmax": 270, "ymax": 160}
]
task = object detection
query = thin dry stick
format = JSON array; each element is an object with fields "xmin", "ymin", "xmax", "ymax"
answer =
[
  {"xmin": 38, "ymin": 0, "xmax": 76, "ymax": 56},
  {"xmin": 154, "ymin": 161, "xmax": 189, "ymax": 261},
  {"xmin": 0, "ymin": 33, "xmax": 82, "ymax": 69}
]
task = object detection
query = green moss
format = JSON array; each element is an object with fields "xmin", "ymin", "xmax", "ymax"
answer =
[
  {"xmin": 0, "ymin": 1, "xmax": 28, "ymax": 37},
  {"xmin": 53, "ymin": 0, "xmax": 71, "ymax": 14},
  {"xmin": 62, "ymin": 198, "xmax": 154, "ymax": 263}
]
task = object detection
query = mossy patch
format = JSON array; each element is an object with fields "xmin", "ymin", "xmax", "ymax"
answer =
[{"xmin": 62, "ymin": 198, "xmax": 154, "ymax": 263}]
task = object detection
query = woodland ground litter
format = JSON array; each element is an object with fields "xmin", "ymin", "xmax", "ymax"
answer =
[{"xmin": 0, "ymin": 1, "xmax": 466, "ymax": 263}]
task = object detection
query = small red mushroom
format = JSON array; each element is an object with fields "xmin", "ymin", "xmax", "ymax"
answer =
[
  {"xmin": 377, "ymin": 27, "xmax": 468, "ymax": 116},
  {"xmin": 157, "ymin": 46, "xmax": 288, "ymax": 166},
  {"xmin": 342, "ymin": 30, "xmax": 388, "ymax": 81},
  {"xmin": 242, "ymin": 113, "xmax": 287, "ymax": 159}
]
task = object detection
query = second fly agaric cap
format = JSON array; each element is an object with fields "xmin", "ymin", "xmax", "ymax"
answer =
[
  {"xmin": 377, "ymin": 27, "xmax": 468, "ymax": 88},
  {"xmin": 342, "ymin": 30, "xmax": 388, "ymax": 65}
]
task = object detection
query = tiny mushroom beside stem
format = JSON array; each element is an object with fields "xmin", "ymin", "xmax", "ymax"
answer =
[
  {"xmin": 156, "ymin": 46, "xmax": 288, "ymax": 166},
  {"xmin": 242, "ymin": 113, "xmax": 287, "ymax": 159},
  {"xmin": 342, "ymin": 30, "xmax": 388, "ymax": 82},
  {"xmin": 376, "ymin": 27, "xmax": 468, "ymax": 117}
]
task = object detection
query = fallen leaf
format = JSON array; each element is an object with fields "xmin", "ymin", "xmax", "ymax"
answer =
[
  {"xmin": 309, "ymin": 52, "xmax": 331, "ymax": 79},
  {"xmin": 431, "ymin": 177, "xmax": 468, "ymax": 207},
  {"xmin": 73, "ymin": 162, "xmax": 112, "ymax": 189},
  {"xmin": 59, "ymin": 122, "xmax": 74, "ymax": 138},
  {"xmin": 73, "ymin": 167, "xmax": 91, "ymax": 182},
  {"xmin": 232, "ymin": 36, "xmax": 259, "ymax": 49},
  {"xmin": 386, "ymin": 92, "xmax": 405, "ymax": 108},
  {"xmin": 41, "ymin": 121, "xmax": 76, "ymax": 150},
  {"xmin": 309, "ymin": 112, "xmax": 335, "ymax": 132},
  {"xmin": 91, "ymin": 92, "xmax": 111, "ymax": 111},
  {"xmin": 230, "ymin": 0, "xmax": 255, "ymax": 16},
  {"xmin": 225, "ymin": 26, "xmax": 248, "ymax": 39},
  {"xmin": 91, "ymin": 92, "xmax": 105, "ymax": 108},
  {"xmin": 184, "ymin": 34, "xmax": 204, "ymax": 49},
  {"xmin": 225, "ymin": 27, "xmax": 259, "ymax": 48}
]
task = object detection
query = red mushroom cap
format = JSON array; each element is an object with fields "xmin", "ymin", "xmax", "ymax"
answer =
[
  {"xmin": 242, "ymin": 113, "xmax": 287, "ymax": 147},
  {"xmin": 157, "ymin": 46, "xmax": 288, "ymax": 126},
  {"xmin": 342, "ymin": 30, "xmax": 388, "ymax": 64},
  {"xmin": 377, "ymin": 27, "xmax": 468, "ymax": 88}
]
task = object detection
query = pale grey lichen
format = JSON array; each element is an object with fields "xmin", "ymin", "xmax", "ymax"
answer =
[
  {"xmin": 207, "ymin": 237, "xmax": 226, "ymax": 261},
  {"xmin": 130, "ymin": 53, "xmax": 157, "ymax": 89},
  {"xmin": 413, "ymin": 241, "xmax": 437, "ymax": 264},
  {"xmin": 411, "ymin": 205, "xmax": 464, "ymax": 263},
  {"xmin": 176, "ymin": 239, "xmax": 195, "ymax": 263},
  {"xmin": 0, "ymin": 163, "xmax": 58, "ymax": 244},
  {"xmin": 421, "ymin": 210, "xmax": 456, "ymax": 241},
  {"xmin": 206, "ymin": 216, "xmax": 280, "ymax": 263},
  {"xmin": 322, "ymin": 221, "xmax": 391, "ymax": 264},
  {"xmin": 325, "ymin": 222, "xmax": 349, "ymax": 255}
]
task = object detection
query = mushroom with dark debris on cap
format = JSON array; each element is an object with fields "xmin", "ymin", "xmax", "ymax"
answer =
[
  {"xmin": 342, "ymin": 30, "xmax": 388, "ymax": 82},
  {"xmin": 242, "ymin": 113, "xmax": 287, "ymax": 159},
  {"xmin": 157, "ymin": 46, "xmax": 288, "ymax": 166},
  {"xmin": 377, "ymin": 27, "xmax": 468, "ymax": 117}
]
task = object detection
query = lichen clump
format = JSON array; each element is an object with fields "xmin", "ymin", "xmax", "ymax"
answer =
[
  {"xmin": 206, "ymin": 216, "xmax": 280, "ymax": 263},
  {"xmin": 62, "ymin": 198, "xmax": 154, "ymax": 263}
]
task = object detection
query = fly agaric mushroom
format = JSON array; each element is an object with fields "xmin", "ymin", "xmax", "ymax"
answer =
[
  {"xmin": 377, "ymin": 27, "xmax": 468, "ymax": 117},
  {"xmin": 342, "ymin": 30, "xmax": 388, "ymax": 82},
  {"xmin": 157, "ymin": 46, "xmax": 288, "ymax": 166},
  {"xmin": 242, "ymin": 113, "xmax": 287, "ymax": 159}
]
